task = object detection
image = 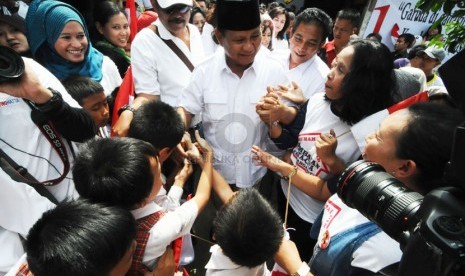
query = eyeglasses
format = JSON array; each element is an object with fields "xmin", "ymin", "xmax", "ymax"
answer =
[{"xmin": 160, "ymin": 4, "xmax": 191, "ymax": 15}]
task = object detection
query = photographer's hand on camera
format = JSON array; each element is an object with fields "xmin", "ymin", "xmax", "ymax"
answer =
[{"xmin": 0, "ymin": 61, "xmax": 53, "ymax": 104}]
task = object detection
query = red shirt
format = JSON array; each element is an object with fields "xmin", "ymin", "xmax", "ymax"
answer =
[{"xmin": 322, "ymin": 40, "xmax": 336, "ymax": 68}]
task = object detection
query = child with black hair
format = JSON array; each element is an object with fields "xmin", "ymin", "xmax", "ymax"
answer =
[
  {"xmin": 62, "ymin": 76, "xmax": 111, "ymax": 137},
  {"xmin": 12, "ymin": 200, "xmax": 137, "ymax": 276},
  {"xmin": 128, "ymin": 100, "xmax": 187, "ymax": 210},
  {"xmin": 72, "ymin": 137, "xmax": 212, "ymax": 274}
]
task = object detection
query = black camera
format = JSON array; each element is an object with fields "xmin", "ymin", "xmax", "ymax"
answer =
[
  {"xmin": 337, "ymin": 125, "xmax": 465, "ymax": 276},
  {"xmin": 0, "ymin": 45, "xmax": 24, "ymax": 83}
]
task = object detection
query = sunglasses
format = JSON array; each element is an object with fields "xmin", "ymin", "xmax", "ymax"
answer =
[{"xmin": 161, "ymin": 4, "xmax": 191, "ymax": 15}]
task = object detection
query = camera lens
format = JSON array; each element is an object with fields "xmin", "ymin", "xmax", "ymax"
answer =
[
  {"xmin": 0, "ymin": 45, "xmax": 24, "ymax": 83},
  {"xmin": 338, "ymin": 160, "xmax": 423, "ymax": 241}
]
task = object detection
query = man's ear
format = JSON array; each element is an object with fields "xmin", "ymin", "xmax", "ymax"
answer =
[
  {"xmin": 95, "ymin": 22, "xmax": 104, "ymax": 35},
  {"xmin": 214, "ymin": 28, "xmax": 224, "ymax": 45},
  {"xmin": 158, "ymin": 147, "xmax": 173, "ymax": 163},
  {"xmin": 395, "ymin": 159, "xmax": 417, "ymax": 179}
]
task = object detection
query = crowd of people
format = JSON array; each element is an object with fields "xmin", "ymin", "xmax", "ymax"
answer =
[{"xmin": 0, "ymin": 0, "xmax": 462, "ymax": 275}]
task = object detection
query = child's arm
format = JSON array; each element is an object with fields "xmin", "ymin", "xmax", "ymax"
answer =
[
  {"xmin": 187, "ymin": 131, "xmax": 234, "ymax": 205},
  {"xmin": 188, "ymin": 130, "xmax": 213, "ymax": 213},
  {"xmin": 252, "ymin": 145, "xmax": 332, "ymax": 202}
]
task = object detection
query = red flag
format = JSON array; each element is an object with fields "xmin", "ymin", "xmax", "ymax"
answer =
[
  {"xmin": 111, "ymin": 66, "xmax": 134, "ymax": 136},
  {"xmin": 126, "ymin": 0, "xmax": 138, "ymax": 42}
]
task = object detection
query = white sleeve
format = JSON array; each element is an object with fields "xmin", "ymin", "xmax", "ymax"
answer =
[
  {"xmin": 143, "ymin": 200, "xmax": 199, "ymax": 265},
  {"xmin": 101, "ymin": 56, "xmax": 122, "ymax": 96},
  {"xmin": 0, "ymin": 169, "xmax": 55, "ymax": 236},
  {"xmin": 131, "ymin": 31, "xmax": 161, "ymax": 96},
  {"xmin": 24, "ymin": 58, "xmax": 80, "ymax": 108},
  {"xmin": 179, "ymin": 67, "xmax": 205, "ymax": 116}
]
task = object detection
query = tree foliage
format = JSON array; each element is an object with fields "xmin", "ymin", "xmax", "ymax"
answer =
[{"xmin": 417, "ymin": 0, "xmax": 465, "ymax": 52}]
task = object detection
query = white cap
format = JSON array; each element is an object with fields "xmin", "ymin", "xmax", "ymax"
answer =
[{"xmin": 157, "ymin": 0, "xmax": 193, "ymax": 9}]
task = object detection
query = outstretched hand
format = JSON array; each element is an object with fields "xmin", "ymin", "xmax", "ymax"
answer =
[
  {"xmin": 276, "ymin": 81, "xmax": 306, "ymax": 105},
  {"xmin": 186, "ymin": 130, "xmax": 212, "ymax": 167},
  {"xmin": 251, "ymin": 145, "xmax": 285, "ymax": 172}
]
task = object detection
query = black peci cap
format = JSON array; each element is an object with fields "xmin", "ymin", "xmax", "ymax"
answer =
[{"xmin": 216, "ymin": 0, "xmax": 261, "ymax": 31}]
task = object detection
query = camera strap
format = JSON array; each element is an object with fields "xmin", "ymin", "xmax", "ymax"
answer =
[
  {"xmin": 19, "ymin": 100, "xmax": 71, "ymax": 186},
  {"xmin": 149, "ymin": 25, "xmax": 195, "ymax": 72}
]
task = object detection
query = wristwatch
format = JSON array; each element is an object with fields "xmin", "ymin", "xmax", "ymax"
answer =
[
  {"xmin": 34, "ymin": 88, "xmax": 63, "ymax": 112},
  {"xmin": 118, "ymin": 104, "xmax": 135, "ymax": 116}
]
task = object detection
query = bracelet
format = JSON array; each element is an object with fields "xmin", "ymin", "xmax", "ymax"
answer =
[
  {"xmin": 290, "ymin": 261, "xmax": 310, "ymax": 276},
  {"xmin": 282, "ymin": 165, "xmax": 297, "ymax": 181},
  {"xmin": 118, "ymin": 104, "xmax": 135, "ymax": 116}
]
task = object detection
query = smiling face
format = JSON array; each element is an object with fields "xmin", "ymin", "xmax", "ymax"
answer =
[
  {"xmin": 216, "ymin": 27, "xmax": 262, "ymax": 75},
  {"xmin": 325, "ymin": 45, "xmax": 353, "ymax": 100},
  {"xmin": 54, "ymin": 21, "xmax": 88, "ymax": 63},
  {"xmin": 272, "ymin": 13, "xmax": 286, "ymax": 35},
  {"xmin": 0, "ymin": 22, "xmax": 29, "ymax": 54},
  {"xmin": 155, "ymin": 4, "xmax": 191, "ymax": 35},
  {"xmin": 97, "ymin": 12, "xmax": 130, "ymax": 48},
  {"xmin": 261, "ymin": 25, "xmax": 272, "ymax": 48},
  {"xmin": 289, "ymin": 22, "xmax": 324, "ymax": 69}
]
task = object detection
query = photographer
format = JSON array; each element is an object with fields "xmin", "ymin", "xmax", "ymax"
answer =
[
  {"xmin": 0, "ymin": 54, "xmax": 95, "ymax": 273},
  {"xmin": 308, "ymin": 102, "xmax": 464, "ymax": 275}
]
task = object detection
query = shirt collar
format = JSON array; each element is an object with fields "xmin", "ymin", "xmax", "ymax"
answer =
[{"xmin": 131, "ymin": 201, "xmax": 162, "ymax": 219}]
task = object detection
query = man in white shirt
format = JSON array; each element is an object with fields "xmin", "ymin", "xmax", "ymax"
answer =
[
  {"xmin": 271, "ymin": 8, "xmax": 331, "ymax": 100},
  {"xmin": 113, "ymin": 0, "xmax": 205, "ymax": 136},
  {"xmin": 178, "ymin": 0, "xmax": 289, "ymax": 189}
]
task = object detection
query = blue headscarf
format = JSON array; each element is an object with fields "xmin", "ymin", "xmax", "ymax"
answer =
[{"xmin": 26, "ymin": 0, "xmax": 103, "ymax": 81}]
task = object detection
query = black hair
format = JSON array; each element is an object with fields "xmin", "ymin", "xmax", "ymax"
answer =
[
  {"xmin": 398, "ymin": 33, "xmax": 416, "ymax": 48},
  {"xmin": 92, "ymin": 0, "xmax": 125, "ymax": 42},
  {"xmin": 366, "ymin": 32, "xmax": 382, "ymax": 42},
  {"xmin": 73, "ymin": 137, "xmax": 158, "ymax": 209},
  {"xmin": 190, "ymin": 6, "xmax": 207, "ymax": 24},
  {"xmin": 269, "ymin": 6, "xmax": 289, "ymax": 40},
  {"xmin": 62, "ymin": 75, "xmax": 105, "ymax": 105},
  {"xmin": 335, "ymin": 8, "xmax": 360, "ymax": 30},
  {"xmin": 213, "ymin": 189, "xmax": 284, "ymax": 268},
  {"xmin": 396, "ymin": 103, "xmax": 464, "ymax": 194},
  {"xmin": 330, "ymin": 39, "xmax": 397, "ymax": 125},
  {"xmin": 293, "ymin": 8, "xmax": 333, "ymax": 44},
  {"xmin": 407, "ymin": 44, "xmax": 427, "ymax": 60},
  {"xmin": 26, "ymin": 200, "xmax": 136, "ymax": 276},
  {"xmin": 128, "ymin": 100, "xmax": 184, "ymax": 150}
]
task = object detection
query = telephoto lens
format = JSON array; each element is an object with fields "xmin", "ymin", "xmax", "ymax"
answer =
[
  {"xmin": 338, "ymin": 160, "xmax": 423, "ymax": 242},
  {"xmin": 0, "ymin": 45, "xmax": 24, "ymax": 83}
]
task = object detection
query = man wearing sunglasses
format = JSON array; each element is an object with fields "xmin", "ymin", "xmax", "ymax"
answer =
[{"xmin": 114, "ymin": 0, "xmax": 205, "ymax": 136}]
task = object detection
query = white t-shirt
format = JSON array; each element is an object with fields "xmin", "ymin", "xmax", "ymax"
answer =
[
  {"xmin": 317, "ymin": 194, "xmax": 402, "ymax": 272},
  {"xmin": 272, "ymin": 37, "xmax": 289, "ymax": 50},
  {"xmin": 271, "ymin": 49, "xmax": 329, "ymax": 100},
  {"xmin": 131, "ymin": 20, "xmax": 205, "ymax": 107},
  {"xmin": 0, "ymin": 58, "xmax": 79, "ymax": 275},
  {"xmin": 426, "ymin": 73, "xmax": 445, "ymax": 88},
  {"xmin": 180, "ymin": 49, "xmax": 289, "ymax": 188},
  {"xmin": 131, "ymin": 200, "xmax": 198, "ymax": 269},
  {"xmin": 100, "ymin": 55, "xmax": 122, "ymax": 96},
  {"xmin": 284, "ymin": 93, "xmax": 360, "ymax": 223}
]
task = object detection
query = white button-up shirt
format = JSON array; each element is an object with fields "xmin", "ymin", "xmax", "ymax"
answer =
[
  {"xmin": 271, "ymin": 49, "xmax": 329, "ymax": 100},
  {"xmin": 131, "ymin": 20, "xmax": 205, "ymax": 107},
  {"xmin": 180, "ymin": 49, "xmax": 289, "ymax": 188}
]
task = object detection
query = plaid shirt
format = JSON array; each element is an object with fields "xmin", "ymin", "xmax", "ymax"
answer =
[
  {"xmin": 127, "ymin": 210, "xmax": 165, "ymax": 275},
  {"xmin": 15, "ymin": 261, "xmax": 33, "ymax": 276}
]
